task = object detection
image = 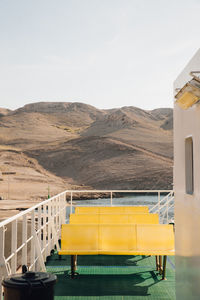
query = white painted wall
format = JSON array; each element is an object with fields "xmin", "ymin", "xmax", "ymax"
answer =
[{"xmin": 174, "ymin": 48, "xmax": 200, "ymax": 299}]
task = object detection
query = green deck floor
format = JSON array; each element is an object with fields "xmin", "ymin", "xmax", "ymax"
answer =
[{"xmin": 46, "ymin": 254, "xmax": 175, "ymax": 300}]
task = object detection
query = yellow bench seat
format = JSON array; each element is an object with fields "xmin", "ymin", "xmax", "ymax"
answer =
[
  {"xmin": 75, "ymin": 206, "xmax": 149, "ymax": 214},
  {"xmin": 59, "ymin": 224, "xmax": 174, "ymax": 279},
  {"xmin": 59, "ymin": 224, "xmax": 174, "ymax": 256},
  {"xmin": 69, "ymin": 213, "xmax": 159, "ymax": 225}
]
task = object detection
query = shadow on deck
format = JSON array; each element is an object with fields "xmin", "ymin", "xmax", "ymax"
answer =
[{"xmin": 46, "ymin": 254, "xmax": 175, "ymax": 299}]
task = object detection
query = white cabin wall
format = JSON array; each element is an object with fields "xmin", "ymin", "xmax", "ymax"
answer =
[{"xmin": 174, "ymin": 49, "xmax": 200, "ymax": 299}]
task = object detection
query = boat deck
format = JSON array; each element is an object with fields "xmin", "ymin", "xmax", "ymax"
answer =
[{"xmin": 46, "ymin": 253, "xmax": 175, "ymax": 299}]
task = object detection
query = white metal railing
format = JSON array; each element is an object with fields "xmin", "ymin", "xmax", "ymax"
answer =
[
  {"xmin": 149, "ymin": 191, "xmax": 174, "ymax": 223},
  {"xmin": 67, "ymin": 189, "xmax": 174, "ymax": 222},
  {"xmin": 0, "ymin": 191, "xmax": 66, "ymax": 300},
  {"xmin": 0, "ymin": 189, "xmax": 173, "ymax": 299}
]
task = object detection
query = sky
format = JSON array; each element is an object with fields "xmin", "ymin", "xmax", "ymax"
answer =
[{"xmin": 0, "ymin": 0, "xmax": 200, "ymax": 111}]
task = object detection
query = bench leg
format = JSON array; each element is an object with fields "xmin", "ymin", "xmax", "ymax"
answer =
[
  {"xmin": 162, "ymin": 255, "xmax": 167, "ymax": 280},
  {"xmin": 71, "ymin": 255, "xmax": 78, "ymax": 279},
  {"xmin": 71, "ymin": 255, "xmax": 76, "ymax": 279},
  {"xmin": 155, "ymin": 256, "xmax": 159, "ymax": 271},
  {"xmin": 159, "ymin": 256, "xmax": 163, "ymax": 275},
  {"xmin": 75, "ymin": 255, "xmax": 77, "ymax": 271}
]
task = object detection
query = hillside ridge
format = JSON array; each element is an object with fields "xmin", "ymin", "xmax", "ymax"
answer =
[{"xmin": 0, "ymin": 102, "xmax": 173, "ymax": 199}]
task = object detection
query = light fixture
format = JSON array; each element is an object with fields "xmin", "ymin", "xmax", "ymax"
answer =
[{"xmin": 175, "ymin": 71, "xmax": 200, "ymax": 109}]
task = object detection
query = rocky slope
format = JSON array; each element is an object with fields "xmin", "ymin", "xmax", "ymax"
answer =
[{"xmin": 0, "ymin": 102, "xmax": 173, "ymax": 200}]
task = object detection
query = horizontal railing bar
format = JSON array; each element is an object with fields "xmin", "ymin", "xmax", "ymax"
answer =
[
  {"xmin": 0, "ymin": 190, "xmax": 172, "ymax": 228},
  {"xmin": 0, "ymin": 192, "xmax": 67, "ymax": 228},
  {"xmin": 65, "ymin": 190, "xmax": 172, "ymax": 193},
  {"xmin": 5, "ymin": 252, "xmax": 14, "ymax": 263},
  {"xmin": 5, "ymin": 234, "xmax": 35, "ymax": 263}
]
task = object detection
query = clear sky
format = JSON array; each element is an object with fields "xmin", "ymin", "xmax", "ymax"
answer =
[{"xmin": 0, "ymin": 0, "xmax": 199, "ymax": 111}]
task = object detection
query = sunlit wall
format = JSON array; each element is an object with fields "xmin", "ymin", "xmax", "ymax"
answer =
[{"xmin": 174, "ymin": 49, "xmax": 200, "ymax": 299}]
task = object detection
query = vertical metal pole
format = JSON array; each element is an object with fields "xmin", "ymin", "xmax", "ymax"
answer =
[
  {"xmin": 62, "ymin": 193, "xmax": 66, "ymax": 224},
  {"xmin": 43, "ymin": 205, "xmax": 47, "ymax": 261},
  {"xmin": 55, "ymin": 197, "xmax": 58, "ymax": 236},
  {"xmin": 0, "ymin": 226, "xmax": 5, "ymax": 300},
  {"xmin": 110, "ymin": 192, "xmax": 113, "ymax": 206},
  {"xmin": 155, "ymin": 255, "xmax": 159, "ymax": 271},
  {"xmin": 33, "ymin": 231, "xmax": 46, "ymax": 272},
  {"xmin": 71, "ymin": 255, "xmax": 77, "ymax": 279},
  {"xmin": 158, "ymin": 192, "xmax": 160, "ymax": 222},
  {"xmin": 70, "ymin": 192, "xmax": 73, "ymax": 214},
  {"xmin": 11, "ymin": 220, "xmax": 17, "ymax": 274},
  {"xmin": 159, "ymin": 256, "xmax": 163, "ymax": 275},
  {"xmin": 58, "ymin": 196, "xmax": 62, "ymax": 238},
  {"xmin": 30, "ymin": 210, "xmax": 36, "ymax": 271},
  {"xmin": 48, "ymin": 202, "xmax": 52, "ymax": 254},
  {"xmin": 38, "ymin": 206, "xmax": 42, "ymax": 249},
  {"xmin": 22, "ymin": 215, "xmax": 27, "ymax": 267},
  {"xmin": 162, "ymin": 255, "xmax": 167, "ymax": 280},
  {"xmin": 167, "ymin": 195, "xmax": 169, "ymax": 224}
]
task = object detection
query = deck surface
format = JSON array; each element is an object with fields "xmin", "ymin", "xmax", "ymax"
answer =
[{"xmin": 46, "ymin": 253, "xmax": 175, "ymax": 299}]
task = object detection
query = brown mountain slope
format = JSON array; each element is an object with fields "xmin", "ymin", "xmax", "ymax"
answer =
[
  {"xmin": 26, "ymin": 135, "xmax": 172, "ymax": 190},
  {"xmin": 0, "ymin": 108, "xmax": 11, "ymax": 116},
  {"xmin": 0, "ymin": 147, "xmax": 70, "ymax": 201},
  {"xmin": 81, "ymin": 107, "xmax": 173, "ymax": 159},
  {"xmin": 0, "ymin": 102, "xmax": 173, "ymax": 198}
]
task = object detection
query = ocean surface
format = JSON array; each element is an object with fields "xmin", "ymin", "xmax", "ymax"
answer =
[{"xmin": 66, "ymin": 193, "xmax": 174, "ymax": 223}]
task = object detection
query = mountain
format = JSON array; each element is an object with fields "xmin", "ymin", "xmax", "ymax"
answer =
[
  {"xmin": 0, "ymin": 108, "xmax": 11, "ymax": 117},
  {"xmin": 0, "ymin": 102, "xmax": 173, "ymax": 200}
]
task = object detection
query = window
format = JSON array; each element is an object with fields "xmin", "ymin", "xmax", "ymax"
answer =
[{"xmin": 185, "ymin": 137, "xmax": 194, "ymax": 195}]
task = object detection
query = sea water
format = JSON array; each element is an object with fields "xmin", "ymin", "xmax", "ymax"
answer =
[{"xmin": 66, "ymin": 193, "xmax": 174, "ymax": 223}]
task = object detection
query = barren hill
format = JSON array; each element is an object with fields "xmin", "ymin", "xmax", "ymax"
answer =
[
  {"xmin": 0, "ymin": 102, "xmax": 173, "ymax": 201},
  {"xmin": 0, "ymin": 108, "xmax": 11, "ymax": 116}
]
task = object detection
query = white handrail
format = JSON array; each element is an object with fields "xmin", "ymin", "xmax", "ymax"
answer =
[
  {"xmin": 149, "ymin": 192, "xmax": 174, "ymax": 224},
  {"xmin": 0, "ymin": 191, "xmax": 66, "ymax": 300},
  {"xmin": 149, "ymin": 191, "xmax": 173, "ymax": 213}
]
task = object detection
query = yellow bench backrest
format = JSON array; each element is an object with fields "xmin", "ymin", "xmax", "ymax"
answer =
[
  {"xmin": 137, "ymin": 224, "xmax": 174, "ymax": 251},
  {"xmin": 61, "ymin": 224, "xmax": 99, "ymax": 251},
  {"xmin": 70, "ymin": 213, "xmax": 159, "ymax": 224},
  {"xmin": 75, "ymin": 206, "xmax": 149, "ymax": 214},
  {"xmin": 60, "ymin": 224, "xmax": 174, "ymax": 255},
  {"xmin": 99, "ymin": 225, "xmax": 137, "ymax": 251}
]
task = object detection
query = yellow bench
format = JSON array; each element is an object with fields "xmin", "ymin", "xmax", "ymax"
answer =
[
  {"xmin": 59, "ymin": 224, "xmax": 174, "ymax": 279},
  {"xmin": 70, "ymin": 213, "xmax": 159, "ymax": 224},
  {"xmin": 75, "ymin": 206, "xmax": 149, "ymax": 214}
]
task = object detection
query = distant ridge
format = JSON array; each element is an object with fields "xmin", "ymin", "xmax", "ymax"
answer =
[{"xmin": 0, "ymin": 102, "xmax": 173, "ymax": 195}]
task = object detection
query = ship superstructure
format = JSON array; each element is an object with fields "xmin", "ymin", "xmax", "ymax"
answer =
[{"xmin": 174, "ymin": 48, "xmax": 200, "ymax": 299}]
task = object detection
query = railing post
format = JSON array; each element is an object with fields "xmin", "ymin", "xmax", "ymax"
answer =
[
  {"xmin": 70, "ymin": 192, "xmax": 73, "ymax": 214},
  {"xmin": 110, "ymin": 192, "xmax": 113, "ymax": 206},
  {"xmin": 11, "ymin": 220, "xmax": 17, "ymax": 274},
  {"xmin": 48, "ymin": 202, "xmax": 52, "ymax": 255},
  {"xmin": 62, "ymin": 193, "xmax": 66, "ymax": 224},
  {"xmin": 33, "ymin": 231, "xmax": 46, "ymax": 272},
  {"xmin": 38, "ymin": 206, "xmax": 42, "ymax": 249},
  {"xmin": 58, "ymin": 196, "xmax": 62, "ymax": 238},
  {"xmin": 55, "ymin": 197, "xmax": 58, "ymax": 236},
  {"xmin": 158, "ymin": 192, "xmax": 160, "ymax": 221},
  {"xmin": 22, "ymin": 215, "xmax": 27, "ymax": 267},
  {"xmin": 0, "ymin": 226, "xmax": 5, "ymax": 300},
  {"xmin": 30, "ymin": 210, "xmax": 36, "ymax": 271},
  {"xmin": 167, "ymin": 196, "xmax": 169, "ymax": 224},
  {"xmin": 43, "ymin": 205, "xmax": 47, "ymax": 261}
]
